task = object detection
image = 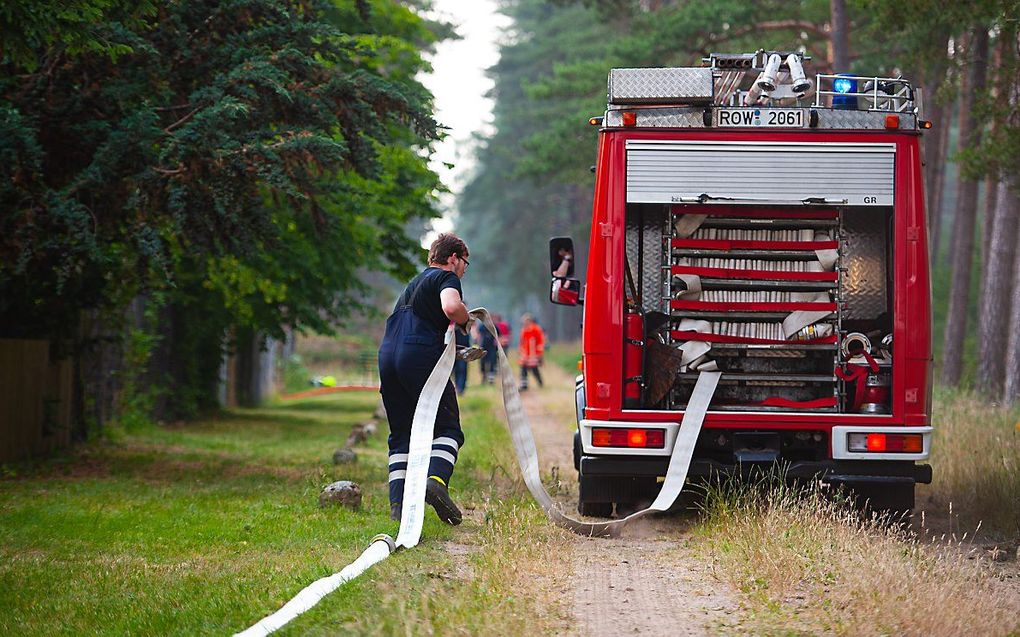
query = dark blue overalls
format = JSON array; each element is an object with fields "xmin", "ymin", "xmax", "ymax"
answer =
[{"xmin": 378, "ymin": 269, "xmax": 465, "ymax": 506}]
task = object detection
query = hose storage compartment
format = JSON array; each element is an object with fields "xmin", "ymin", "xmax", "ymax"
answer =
[{"xmin": 625, "ymin": 201, "xmax": 895, "ymax": 414}]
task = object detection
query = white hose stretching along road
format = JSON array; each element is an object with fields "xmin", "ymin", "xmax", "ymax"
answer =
[{"xmin": 234, "ymin": 308, "xmax": 720, "ymax": 635}]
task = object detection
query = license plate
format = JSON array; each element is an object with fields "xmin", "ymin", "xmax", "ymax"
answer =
[{"xmin": 715, "ymin": 108, "xmax": 806, "ymax": 128}]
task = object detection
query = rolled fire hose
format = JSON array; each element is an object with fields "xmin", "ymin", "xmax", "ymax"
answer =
[{"xmin": 235, "ymin": 308, "xmax": 720, "ymax": 635}]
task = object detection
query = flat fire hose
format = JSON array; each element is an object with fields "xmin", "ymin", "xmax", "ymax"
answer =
[
  {"xmin": 235, "ymin": 308, "xmax": 719, "ymax": 635},
  {"xmin": 234, "ymin": 319, "xmax": 458, "ymax": 637},
  {"xmin": 472, "ymin": 309, "xmax": 721, "ymax": 536}
]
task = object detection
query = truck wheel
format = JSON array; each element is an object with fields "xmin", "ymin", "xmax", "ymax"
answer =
[
  {"xmin": 614, "ymin": 502, "xmax": 639, "ymax": 518},
  {"xmin": 853, "ymin": 482, "xmax": 915, "ymax": 518},
  {"xmin": 577, "ymin": 467, "xmax": 613, "ymax": 517},
  {"xmin": 613, "ymin": 478, "xmax": 658, "ymax": 518},
  {"xmin": 578, "ymin": 501, "xmax": 614, "ymax": 517},
  {"xmin": 573, "ymin": 431, "xmax": 581, "ymax": 472}
]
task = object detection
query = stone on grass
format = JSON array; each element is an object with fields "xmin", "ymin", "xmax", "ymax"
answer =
[
  {"xmin": 319, "ymin": 480, "xmax": 362, "ymax": 509},
  {"xmin": 345, "ymin": 420, "xmax": 377, "ymax": 447},
  {"xmin": 332, "ymin": 448, "xmax": 357, "ymax": 464}
]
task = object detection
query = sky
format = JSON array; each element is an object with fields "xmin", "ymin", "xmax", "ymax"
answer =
[{"xmin": 418, "ymin": 0, "xmax": 512, "ymax": 240}]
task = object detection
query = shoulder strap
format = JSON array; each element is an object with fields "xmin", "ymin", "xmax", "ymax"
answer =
[{"xmin": 403, "ymin": 268, "xmax": 435, "ymax": 309}]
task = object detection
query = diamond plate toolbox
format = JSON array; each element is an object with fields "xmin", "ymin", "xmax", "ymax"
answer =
[
  {"xmin": 841, "ymin": 209, "xmax": 889, "ymax": 321},
  {"xmin": 608, "ymin": 68, "xmax": 714, "ymax": 105}
]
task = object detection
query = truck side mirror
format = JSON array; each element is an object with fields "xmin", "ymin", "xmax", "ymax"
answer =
[
  {"xmin": 550, "ymin": 277, "xmax": 582, "ymax": 306},
  {"xmin": 549, "ymin": 237, "xmax": 575, "ymax": 278}
]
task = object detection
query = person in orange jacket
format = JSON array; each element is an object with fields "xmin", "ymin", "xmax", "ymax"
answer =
[{"xmin": 518, "ymin": 313, "xmax": 545, "ymax": 390}]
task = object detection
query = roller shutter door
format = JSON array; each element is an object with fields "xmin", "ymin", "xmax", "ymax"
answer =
[{"xmin": 626, "ymin": 140, "xmax": 895, "ymax": 206}]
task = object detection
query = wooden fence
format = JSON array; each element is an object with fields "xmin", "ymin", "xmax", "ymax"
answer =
[{"xmin": 0, "ymin": 339, "xmax": 73, "ymax": 464}]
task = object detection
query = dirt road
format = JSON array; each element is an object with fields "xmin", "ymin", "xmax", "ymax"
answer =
[{"xmin": 518, "ymin": 363, "xmax": 740, "ymax": 636}]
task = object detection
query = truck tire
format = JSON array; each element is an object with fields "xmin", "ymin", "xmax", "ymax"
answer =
[
  {"xmin": 573, "ymin": 431, "xmax": 581, "ymax": 472},
  {"xmin": 578, "ymin": 465, "xmax": 657, "ymax": 518},
  {"xmin": 578, "ymin": 500, "xmax": 614, "ymax": 517},
  {"xmin": 852, "ymin": 482, "xmax": 914, "ymax": 518},
  {"xmin": 577, "ymin": 465, "xmax": 613, "ymax": 518},
  {"xmin": 613, "ymin": 478, "xmax": 658, "ymax": 518}
]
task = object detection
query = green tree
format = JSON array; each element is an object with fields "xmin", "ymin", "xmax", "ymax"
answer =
[{"xmin": 1, "ymin": 0, "xmax": 446, "ymax": 421}]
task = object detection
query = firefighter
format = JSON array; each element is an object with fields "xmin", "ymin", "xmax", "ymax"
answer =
[
  {"xmin": 477, "ymin": 320, "xmax": 498, "ymax": 384},
  {"xmin": 378, "ymin": 233, "xmax": 471, "ymax": 525},
  {"xmin": 518, "ymin": 313, "xmax": 545, "ymax": 390}
]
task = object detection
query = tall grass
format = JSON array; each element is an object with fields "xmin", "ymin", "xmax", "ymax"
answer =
[
  {"xmin": 695, "ymin": 383, "xmax": 1020, "ymax": 634},
  {"xmin": 925, "ymin": 386, "xmax": 1020, "ymax": 537},
  {"xmin": 544, "ymin": 340, "xmax": 582, "ymax": 376},
  {"xmin": 697, "ymin": 482, "xmax": 1020, "ymax": 636}
]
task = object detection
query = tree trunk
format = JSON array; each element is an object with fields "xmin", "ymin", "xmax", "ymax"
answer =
[
  {"xmin": 976, "ymin": 181, "xmax": 1019, "ymax": 395},
  {"xmin": 76, "ymin": 309, "xmax": 124, "ymax": 437},
  {"xmin": 995, "ymin": 27, "xmax": 1020, "ymax": 402},
  {"xmin": 982, "ymin": 175, "xmax": 999, "ymax": 273},
  {"xmin": 931, "ymin": 34, "xmax": 968, "ymax": 265},
  {"xmin": 928, "ymin": 96, "xmax": 952, "ymax": 264},
  {"xmin": 235, "ymin": 328, "xmax": 262, "ymax": 408},
  {"xmin": 940, "ymin": 28, "xmax": 989, "ymax": 386},
  {"xmin": 147, "ymin": 300, "xmax": 174, "ymax": 420},
  {"xmin": 829, "ymin": 0, "xmax": 851, "ymax": 72},
  {"xmin": 979, "ymin": 33, "xmax": 1008, "ymax": 279},
  {"xmin": 1004, "ymin": 205, "xmax": 1020, "ymax": 403}
]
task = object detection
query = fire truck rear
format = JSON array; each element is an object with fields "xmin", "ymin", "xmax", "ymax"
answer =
[{"xmin": 549, "ymin": 51, "xmax": 933, "ymax": 517}]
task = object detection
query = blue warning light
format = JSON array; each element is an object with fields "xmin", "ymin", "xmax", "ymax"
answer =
[{"xmin": 833, "ymin": 74, "xmax": 858, "ymax": 110}]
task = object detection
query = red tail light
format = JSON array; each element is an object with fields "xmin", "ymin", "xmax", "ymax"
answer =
[
  {"xmin": 866, "ymin": 433, "xmax": 885, "ymax": 451},
  {"xmin": 592, "ymin": 427, "xmax": 665, "ymax": 448},
  {"xmin": 849, "ymin": 432, "xmax": 923, "ymax": 453}
]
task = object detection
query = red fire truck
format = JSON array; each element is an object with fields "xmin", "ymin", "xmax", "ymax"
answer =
[{"xmin": 549, "ymin": 51, "xmax": 933, "ymax": 517}]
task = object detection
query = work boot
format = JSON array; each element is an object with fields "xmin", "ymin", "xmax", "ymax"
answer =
[
  {"xmin": 425, "ymin": 476, "xmax": 462, "ymax": 526},
  {"xmin": 390, "ymin": 503, "xmax": 401, "ymax": 522}
]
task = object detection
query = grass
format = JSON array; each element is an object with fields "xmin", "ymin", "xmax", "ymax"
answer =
[
  {"xmin": 922, "ymin": 386, "xmax": 1020, "ymax": 538},
  {"xmin": 696, "ymin": 482, "xmax": 1020, "ymax": 636},
  {"xmin": 544, "ymin": 340, "xmax": 582, "ymax": 376},
  {"xmin": 0, "ymin": 387, "xmax": 569, "ymax": 636},
  {"xmin": 4, "ymin": 328, "xmax": 1018, "ymax": 636},
  {"xmin": 282, "ymin": 333, "xmax": 381, "ymax": 394},
  {"xmin": 694, "ymin": 385, "xmax": 1020, "ymax": 636}
]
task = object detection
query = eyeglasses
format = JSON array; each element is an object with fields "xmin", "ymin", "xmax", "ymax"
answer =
[{"xmin": 459, "ymin": 255, "xmax": 469, "ymax": 267}]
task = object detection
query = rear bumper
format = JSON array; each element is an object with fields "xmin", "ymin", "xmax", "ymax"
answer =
[{"xmin": 579, "ymin": 455, "xmax": 932, "ymax": 485}]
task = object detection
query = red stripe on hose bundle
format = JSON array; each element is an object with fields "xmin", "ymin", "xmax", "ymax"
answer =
[
  {"xmin": 670, "ymin": 266, "xmax": 837, "ymax": 282},
  {"xmin": 671, "ymin": 239, "xmax": 839, "ymax": 251},
  {"xmin": 669, "ymin": 205, "xmax": 838, "ymax": 219},
  {"xmin": 670, "ymin": 300, "xmax": 837, "ymax": 312}
]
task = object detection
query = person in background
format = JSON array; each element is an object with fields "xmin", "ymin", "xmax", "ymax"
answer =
[
  {"xmin": 453, "ymin": 328, "xmax": 469, "ymax": 394},
  {"xmin": 495, "ymin": 313, "xmax": 511, "ymax": 350},
  {"xmin": 377, "ymin": 232, "xmax": 471, "ymax": 526},
  {"xmin": 477, "ymin": 320, "xmax": 498, "ymax": 384},
  {"xmin": 518, "ymin": 313, "xmax": 545, "ymax": 390}
]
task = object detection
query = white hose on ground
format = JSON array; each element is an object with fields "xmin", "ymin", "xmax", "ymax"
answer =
[
  {"xmin": 234, "ymin": 326, "xmax": 458, "ymax": 636},
  {"xmin": 473, "ymin": 308, "xmax": 720, "ymax": 537},
  {"xmin": 234, "ymin": 534, "xmax": 396, "ymax": 637},
  {"xmin": 234, "ymin": 308, "xmax": 721, "ymax": 633}
]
